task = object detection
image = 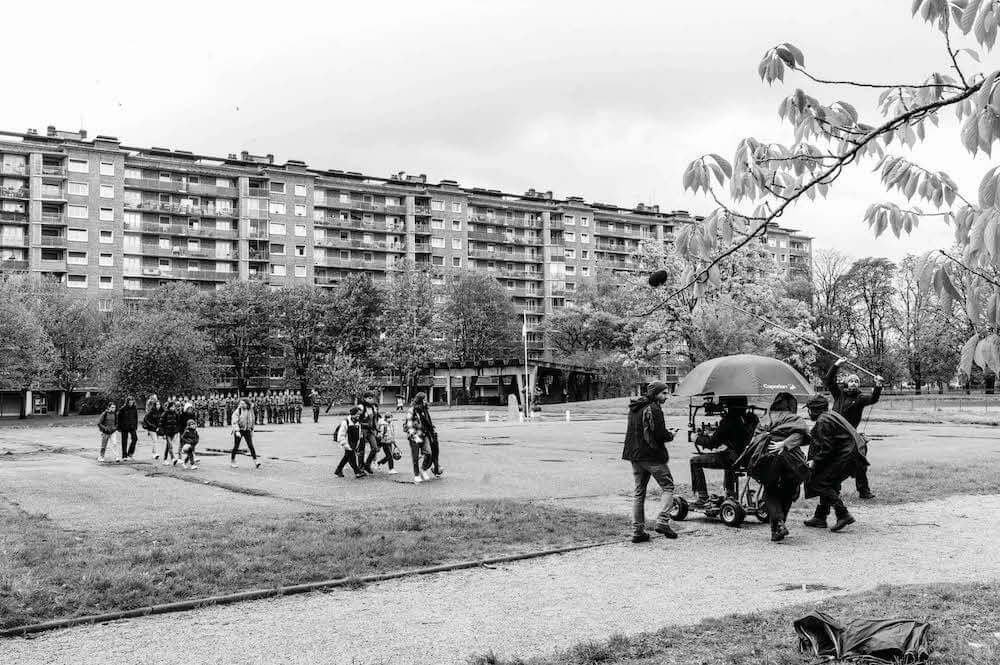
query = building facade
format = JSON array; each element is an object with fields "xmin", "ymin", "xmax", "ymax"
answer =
[{"xmin": 1, "ymin": 126, "xmax": 813, "ymax": 368}]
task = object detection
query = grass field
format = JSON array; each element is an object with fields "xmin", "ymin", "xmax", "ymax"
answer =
[
  {"xmin": 0, "ymin": 499, "xmax": 621, "ymax": 630},
  {"xmin": 470, "ymin": 581, "xmax": 1000, "ymax": 665}
]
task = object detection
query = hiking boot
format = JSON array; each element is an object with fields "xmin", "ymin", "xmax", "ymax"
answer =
[
  {"xmin": 771, "ymin": 521, "xmax": 789, "ymax": 542},
  {"xmin": 831, "ymin": 513, "xmax": 856, "ymax": 532},
  {"xmin": 654, "ymin": 523, "xmax": 678, "ymax": 539},
  {"xmin": 631, "ymin": 532, "xmax": 651, "ymax": 544},
  {"xmin": 803, "ymin": 517, "xmax": 828, "ymax": 529}
]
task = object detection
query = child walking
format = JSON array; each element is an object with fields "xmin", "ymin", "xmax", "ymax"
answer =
[
  {"xmin": 97, "ymin": 402, "xmax": 117, "ymax": 463},
  {"xmin": 334, "ymin": 406, "xmax": 365, "ymax": 478},
  {"xmin": 158, "ymin": 401, "xmax": 181, "ymax": 465},
  {"xmin": 372, "ymin": 413, "xmax": 400, "ymax": 474},
  {"xmin": 180, "ymin": 419, "xmax": 200, "ymax": 469}
]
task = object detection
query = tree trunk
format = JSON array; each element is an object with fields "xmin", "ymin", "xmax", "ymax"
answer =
[
  {"xmin": 986, "ymin": 373, "xmax": 996, "ymax": 395},
  {"xmin": 912, "ymin": 362, "xmax": 922, "ymax": 396},
  {"xmin": 60, "ymin": 386, "xmax": 72, "ymax": 416},
  {"xmin": 300, "ymin": 378, "xmax": 311, "ymax": 405}
]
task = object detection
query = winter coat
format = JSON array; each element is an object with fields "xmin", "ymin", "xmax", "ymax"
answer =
[
  {"xmin": 805, "ymin": 411, "xmax": 870, "ymax": 499},
  {"xmin": 233, "ymin": 406, "xmax": 255, "ymax": 432},
  {"xmin": 117, "ymin": 403, "xmax": 139, "ymax": 432},
  {"xmin": 621, "ymin": 397, "xmax": 673, "ymax": 464},
  {"xmin": 180, "ymin": 428, "xmax": 199, "ymax": 451},
  {"xmin": 826, "ymin": 365, "xmax": 881, "ymax": 428},
  {"xmin": 97, "ymin": 411, "xmax": 117, "ymax": 435},
  {"xmin": 157, "ymin": 410, "xmax": 181, "ymax": 437},
  {"xmin": 403, "ymin": 404, "xmax": 435, "ymax": 443},
  {"xmin": 142, "ymin": 406, "xmax": 161, "ymax": 432},
  {"xmin": 735, "ymin": 411, "xmax": 810, "ymax": 486},
  {"xmin": 702, "ymin": 411, "xmax": 759, "ymax": 457},
  {"xmin": 334, "ymin": 418, "xmax": 361, "ymax": 449},
  {"xmin": 358, "ymin": 403, "xmax": 379, "ymax": 431}
]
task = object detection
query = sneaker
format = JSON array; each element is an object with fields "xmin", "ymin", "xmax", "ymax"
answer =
[
  {"xmin": 230, "ymin": 461, "xmax": 238, "ymax": 469},
  {"xmin": 413, "ymin": 475, "xmax": 423, "ymax": 484},
  {"xmin": 172, "ymin": 458, "xmax": 179, "ymax": 466},
  {"xmin": 162, "ymin": 459, "xmax": 172, "ymax": 466},
  {"xmin": 420, "ymin": 469, "xmax": 433, "ymax": 481},
  {"xmin": 631, "ymin": 532, "xmax": 651, "ymax": 544},
  {"xmin": 387, "ymin": 469, "xmax": 398, "ymax": 475},
  {"xmin": 189, "ymin": 464, "xmax": 199, "ymax": 470},
  {"xmin": 334, "ymin": 470, "xmax": 345, "ymax": 478},
  {"xmin": 803, "ymin": 517, "xmax": 828, "ymax": 529},
  {"xmin": 355, "ymin": 472, "xmax": 367, "ymax": 479},
  {"xmin": 154, "ymin": 454, "xmax": 159, "ymax": 460},
  {"xmin": 654, "ymin": 523, "xmax": 678, "ymax": 539},
  {"xmin": 363, "ymin": 465, "xmax": 374, "ymax": 475},
  {"xmin": 433, "ymin": 468, "xmax": 444, "ymax": 477},
  {"xmin": 830, "ymin": 514, "xmax": 856, "ymax": 532},
  {"xmin": 182, "ymin": 463, "xmax": 190, "ymax": 469},
  {"xmin": 254, "ymin": 460, "xmax": 261, "ymax": 469},
  {"xmin": 97, "ymin": 455, "xmax": 105, "ymax": 463}
]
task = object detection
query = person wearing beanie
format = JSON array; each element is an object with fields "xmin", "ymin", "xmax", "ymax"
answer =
[
  {"xmin": 802, "ymin": 395, "xmax": 868, "ymax": 532},
  {"xmin": 826, "ymin": 357, "xmax": 882, "ymax": 499},
  {"xmin": 621, "ymin": 381, "xmax": 678, "ymax": 543}
]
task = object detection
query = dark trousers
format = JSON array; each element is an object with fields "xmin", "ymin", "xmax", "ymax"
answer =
[
  {"xmin": 231, "ymin": 430, "xmax": 258, "ymax": 461},
  {"xmin": 265, "ymin": 406, "xmax": 272, "ymax": 424},
  {"xmin": 296, "ymin": 406, "xmax": 302, "ymax": 424},
  {"xmin": 811, "ymin": 479, "xmax": 849, "ymax": 518},
  {"xmin": 336, "ymin": 446, "xmax": 360, "ymax": 474},
  {"xmin": 763, "ymin": 480, "xmax": 800, "ymax": 532},
  {"xmin": 312, "ymin": 406, "xmax": 320, "ymax": 423},
  {"xmin": 119, "ymin": 429, "xmax": 138, "ymax": 458},
  {"xmin": 409, "ymin": 437, "xmax": 432, "ymax": 476},
  {"xmin": 690, "ymin": 452, "xmax": 736, "ymax": 498},
  {"xmin": 428, "ymin": 432, "xmax": 441, "ymax": 473},
  {"xmin": 855, "ymin": 467, "xmax": 872, "ymax": 495},
  {"xmin": 357, "ymin": 429, "xmax": 378, "ymax": 470},
  {"xmin": 369, "ymin": 441, "xmax": 395, "ymax": 470}
]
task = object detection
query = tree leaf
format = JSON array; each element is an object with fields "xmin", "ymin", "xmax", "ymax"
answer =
[{"xmin": 960, "ymin": 333, "xmax": 979, "ymax": 377}]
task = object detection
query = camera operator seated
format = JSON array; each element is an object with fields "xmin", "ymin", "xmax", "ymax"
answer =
[{"xmin": 689, "ymin": 397, "xmax": 758, "ymax": 509}]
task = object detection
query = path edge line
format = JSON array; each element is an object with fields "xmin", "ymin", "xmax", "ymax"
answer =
[{"xmin": 0, "ymin": 538, "xmax": 623, "ymax": 639}]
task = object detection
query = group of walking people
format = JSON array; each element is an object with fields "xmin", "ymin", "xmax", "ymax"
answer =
[
  {"xmin": 333, "ymin": 391, "xmax": 443, "ymax": 484},
  {"xmin": 624, "ymin": 358, "xmax": 882, "ymax": 543}
]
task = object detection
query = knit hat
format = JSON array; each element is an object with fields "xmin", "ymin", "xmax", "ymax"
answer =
[
  {"xmin": 645, "ymin": 381, "xmax": 669, "ymax": 401},
  {"xmin": 806, "ymin": 395, "xmax": 829, "ymax": 411}
]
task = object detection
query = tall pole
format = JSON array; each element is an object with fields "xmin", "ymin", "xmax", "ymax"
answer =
[{"xmin": 522, "ymin": 310, "xmax": 529, "ymax": 420}]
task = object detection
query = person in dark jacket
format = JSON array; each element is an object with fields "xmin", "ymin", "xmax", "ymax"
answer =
[
  {"xmin": 97, "ymin": 403, "xmax": 118, "ymax": 463},
  {"xmin": 180, "ymin": 419, "xmax": 200, "ymax": 469},
  {"xmin": 117, "ymin": 396, "xmax": 139, "ymax": 460},
  {"xmin": 157, "ymin": 402, "xmax": 181, "ymax": 465},
  {"xmin": 142, "ymin": 397, "xmax": 162, "ymax": 459},
  {"xmin": 358, "ymin": 392, "xmax": 381, "ymax": 474},
  {"xmin": 736, "ymin": 392, "xmax": 810, "ymax": 542},
  {"xmin": 689, "ymin": 397, "xmax": 758, "ymax": 507},
  {"xmin": 334, "ymin": 406, "xmax": 365, "ymax": 478},
  {"xmin": 622, "ymin": 381, "xmax": 677, "ymax": 543},
  {"xmin": 826, "ymin": 358, "xmax": 883, "ymax": 499},
  {"xmin": 803, "ymin": 395, "xmax": 869, "ymax": 532}
]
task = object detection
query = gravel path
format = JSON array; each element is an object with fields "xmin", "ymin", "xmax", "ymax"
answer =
[{"xmin": 8, "ymin": 493, "xmax": 1000, "ymax": 665}]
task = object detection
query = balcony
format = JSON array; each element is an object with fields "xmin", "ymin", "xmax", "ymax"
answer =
[
  {"xmin": 245, "ymin": 208, "xmax": 269, "ymax": 220},
  {"xmin": 123, "ymin": 200, "xmax": 237, "ymax": 218},
  {"xmin": 414, "ymin": 205, "xmax": 431, "ymax": 215},
  {"xmin": 40, "ymin": 164, "xmax": 66, "ymax": 177},
  {"xmin": 1, "ymin": 186, "xmax": 29, "ymax": 200},
  {"xmin": 40, "ymin": 213, "xmax": 66, "ymax": 225},
  {"xmin": 493, "ymin": 268, "xmax": 544, "ymax": 281},
  {"xmin": 413, "ymin": 242, "xmax": 431, "ymax": 253},
  {"xmin": 1, "ymin": 164, "xmax": 27, "ymax": 176},
  {"xmin": 0, "ymin": 210, "xmax": 27, "ymax": 222},
  {"xmin": 548, "ymin": 219, "xmax": 564, "ymax": 230},
  {"xmin": 124, "ymin": 178, "xmax": 239, "ymax": 199},
  {"xmin": 124, "ymin": 220, "xmax": 239, "ymax": 239},
  {"xmin": 503, "ymin": 287, "xmax": 544, "ymax": 298},
  {"xmin": 138, "ymin": 244, "xmax": 236, "ymax": 260},
  {"xmin": 39, "ymin": 189, "xmax": 66, "ymax": 201},
  {"xmin": 37, "ymin": 259, "xmax": 66, "ymax": 271},
  {"xmin": 123, "ymin": 289, "xmax": 154, "ymax": 300},
  {"xmin": 150, "ymin": 268, "xmax": 239, "ymax": 282},
  {"xmin": 247, "ymin": 228, "xmax": 269, "ymax": 239},
  {"xmin": 320, "ymin": 256, "xmax": 387, "ymax": 270},
  {"xmin": 247, "ymin": 187, "xmax": 269, "ymax": 198},
  {"xmin": 314, "ymin": 275, "xmax": 340, "ymax": 286},
  {"xmin": 596, "ymin": 242, "xmax": 635, "ymax": 254},
  {"xmin": 0, "ymin": 259, "xmax": 29, "ymax": 271},
  {"xmin": 38, "ymin": 235, "xmax": 67, "ymax": 247},
  {"xmin": 248, "ymin": 250, "xmax": 270, "ymax": 261}
]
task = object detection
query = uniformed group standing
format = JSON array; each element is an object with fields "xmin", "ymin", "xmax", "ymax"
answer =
[{"xmin": 163, "ymin": 391, "xmax": 305, "ymax": 428}]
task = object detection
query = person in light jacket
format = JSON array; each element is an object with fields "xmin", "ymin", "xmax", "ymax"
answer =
[
  {"xmin": 230, "ymin": 398, "xmax": 260, "ymax": 469},
  {"xmin": 97, "ymin": 403, "xmax": 118, "ymax": 463}
]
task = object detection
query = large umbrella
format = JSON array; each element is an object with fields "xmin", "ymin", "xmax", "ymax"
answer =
[{"xmin": 675, "ymin": 354, "xmax": 813, "ymax": 405}]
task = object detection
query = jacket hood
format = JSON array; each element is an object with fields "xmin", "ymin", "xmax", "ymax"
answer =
[{"xmin": 629, "ymin": 396, "xmax": 651, "ymax": 413}]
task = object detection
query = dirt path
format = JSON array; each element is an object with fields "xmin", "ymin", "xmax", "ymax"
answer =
[{"xmin": 7, "ymin": 492, "xmax": 999, "ymax": 665}]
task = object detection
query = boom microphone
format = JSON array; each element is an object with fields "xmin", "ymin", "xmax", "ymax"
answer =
[{"xmin": 647, "ymin": 270, "xmax": 669, "ymax": 288}]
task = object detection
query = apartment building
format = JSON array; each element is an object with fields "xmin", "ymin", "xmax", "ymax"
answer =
[{"xmin": 1, "ymin": 126, "xmax": 812, "ymax": 364}]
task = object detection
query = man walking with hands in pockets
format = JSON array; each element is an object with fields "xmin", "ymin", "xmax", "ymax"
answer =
[{"xmin": 622, "ymin": 381, "xmax": 678, "ymax": 543}]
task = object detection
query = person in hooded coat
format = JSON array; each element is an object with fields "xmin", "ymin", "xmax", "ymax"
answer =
[
  {"xmin": 803, "ymin": 395, "xmax": 869, "ymax": 532},
  {"xmin": 622, "ymin": 381, "xmax": 677, "ymax": 543},
  {"xmin": 826, "ymin": 357, "xmax": 882, "ymax": 499},
  {"xmin": 735, "ymin": 392, "xmax": 810, "ymax": 542},
  {"xmin": 116, "ymin": 396, "xmax": 139, "ymax": 460}
]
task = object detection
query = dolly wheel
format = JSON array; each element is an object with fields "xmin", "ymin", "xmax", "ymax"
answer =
[
  {"xmin": 719, "ymin": 499, "xmax": 745, "ymax": 527},
  {"xmin": 670, "ymin": 496, "xmax": 689, "ymax": 521}
]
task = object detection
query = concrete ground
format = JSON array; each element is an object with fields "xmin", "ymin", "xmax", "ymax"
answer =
[{"xmin": 2, "ymin": 407, "xmax": 999, "ymax": 663}]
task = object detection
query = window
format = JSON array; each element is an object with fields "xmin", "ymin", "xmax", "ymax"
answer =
[
  {"xmin": 187, "ymin": 260, "xmax": 201, "ymax": 272},
  {"xmin": 67, "ymin": 274, "xmax": 87, "ymax": 288},
  {"xmin": 68, "ymin": 205, "xmax": 88, "ymax": 219},
  {"xmin": 68, "ymin": 251, "xmax": 88, "ymax": 265},
  {"xmin": 99, "ymin": 208, "xmax": 114, "ymax": 222},
  {"xmin": 431, "ymin": 200, "xmax": 445, "ymax": 211},
  {"xmin": 294, "ymin": 224, "xmax": 306, "ymax": 237},
  {"xmin": 124, "ymin": 167, "xmax": 141, "ymax": 179},
  {"xmin": 270, "ymin": 181, "xmax": 285, "ymax": 194},
  {"xmin": 452, "ymin": 257, "xmax": 461, "ymax": 267},
  {"xmin": 565, "ymin": 232, "xmax": 576, "ymax": 242},
  {"xmin": 581, "ymin": 250, "xmax": 589, "ymax": 259},
  {"xmin": 582, "ymin": 266, "xmax": 590, "ymax": 276},
  {"xmin": 431, "ymin": 219, "xmax": 445, "ymax": 230},
  {"xmin": 580, "ymin": 217, "xmax": 589, "ymax": 227},
  {"xmin": 68, "ymin": 228, "xmax": 88, "ymax": 242},
  {"xmin": 187, "ymin": 239, "xmax": 200, "ymax": 252},
  {"xmin": 581, "ymin": 233, "xmax": 590, "ymax": 244},
  {"xmin": 294, "ymin": 184, "xmax": 307, "ymax": 197},
  {"xmin": 100, "ymin": 162, "xmax": 115, "ymax": 176},
  {"xmin": 363, "ymin": 252, "xmax": 373, "ymax": 263},
  {"xmin": 339, "ymin": 192, "xmax": 350, "ymax": 203},
  {"xmin": 565, "ymin": 215, "xmax": 575, "ymax": 225},
  {"xmin": 158, "ymin": 237, "xmax": 171, "ymax": 249},
  {"xmin": 446, "ymin": 238, "xmax": 458, "ymax": 250},
  {"xmin": 123, "ymin": 190, "xmax": 140, "ymax": 206},
  {"xmin": 100, "ymin": 184, "xmax": 114, "ymax": 198},
  {"xmin": 99, "ymin": 230, "xmax": 113, "ymax": 243},
  {"xmin": 269, "ymin": 202, "xmax": 286, "ymax": 215},
  {"xmin": 566, "ymin": 265, "xmax": 576, "ymax": 274},
  {"xmin": 99, "ymin": 253, "xmax": 114, "ymax": 267},
  {"xmin": 68, "ymin": 159, "xmax": 89, "ymax": 174},
  {"xmin": 340, "ymin": 250, "xmax": 350, "ymax": 260},
  {"xmin": 431, "ymin": 237, "xmax": 445, "ymax": 248},
  {"xmin": 452, "ymin": 220, "xmax": 461, "ymax": 231},
  {"xmin": 216, "ymin": 262, "xmax": 232, "ymax": 273},
  {"xmin": 216, "ymin": 178, "xmax": 233, "ymax": 188},
  {"xmin": 269, "ymin": 222, "xmax": 286, "ymax": 235},
  {"xmin": 565, "ymin": 249, "xmax": 575, "ymax": 259},
  {"xmin": 271, "ymin": 264, "xmax": 287, "ymax": 276},
  {"xmin": 99, "ymin": 275, "xmax": 113, "ymax": 290},
  {"xmin": 294, "ymin": 204, "xmax": 306, "ymax": 217},
  {"xmin": 295, "ymin": 245, "xmax": 306, "ymax": 257},
  {"xmin": 270, "ymin": 243, "xmax": 285, "ymax": 256},
  {"xmin": 451, "ymin": 202, "xmax": 462, "ymax": 213},
  {"xmin": 432, "ymin": 256, "xmax": 444, "ymax": 266},
  {"xmin": 294, "ymin": 265, "xmax": 307, "ymax": 277},
  {"xmin": 312, "ymin": 209, "xmax": 325, "ymax": 222},
  {"xmin": 159, "ymin": 258, "xmax": 172, "ymax": 270},
  {"xmin": 124, "ymin": 278, "xmax": 141, "ymax": 290},
  {"xmin": 68, "ymin": 182, "xmax": 89, "ymax": 196},
  {"xmin": 362, "ymin": 233, "xmax": 373, "ymax": 244}
]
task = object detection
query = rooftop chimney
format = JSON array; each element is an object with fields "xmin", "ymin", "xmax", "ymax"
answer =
[{"xmin": 46, "ymin": 125, "xmax": 56, "ymax": 137}]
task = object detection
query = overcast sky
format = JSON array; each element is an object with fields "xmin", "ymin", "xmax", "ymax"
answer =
[{"xmin": 3, "ymin": 0, "xmax": 996, "ymax": 260}]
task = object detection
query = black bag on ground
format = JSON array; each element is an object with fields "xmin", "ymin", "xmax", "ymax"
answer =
[{"xmin": 794, "ymin": 611, "xmax": 931, "ymax": 663}]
